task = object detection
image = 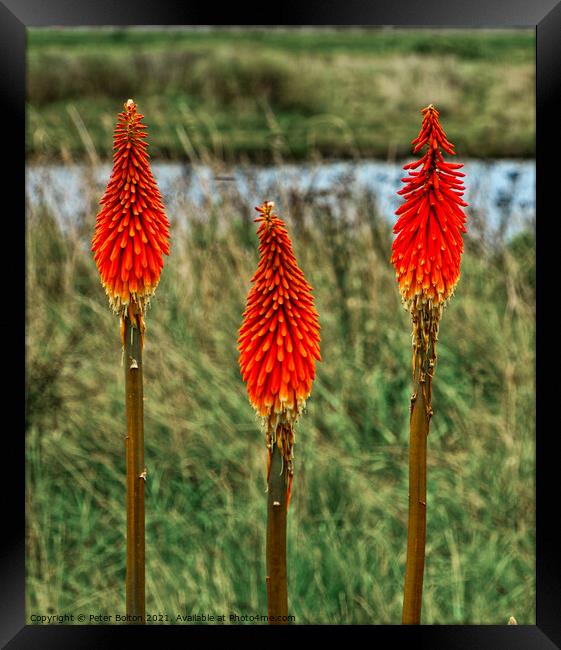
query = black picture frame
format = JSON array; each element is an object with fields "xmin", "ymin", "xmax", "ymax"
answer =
[{"xmin": 7, "ymin": 0, "xmax": 560, "ymax": 646}]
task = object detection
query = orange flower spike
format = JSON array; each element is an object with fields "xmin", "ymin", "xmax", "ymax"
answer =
[
  {"xmin": 396, "ymin": 106, "xmax": 468, "ymax": 625},
  {"xmin": 92, "ymin": 99, "xmax": 170, "ymax": 339},
  {"xmin": 238, "ymin": 201, "xmax": 321, "ymax": 508},
  {"xmin": 391, "ymin": 104, "xmax": 468, "ymax": 310}
]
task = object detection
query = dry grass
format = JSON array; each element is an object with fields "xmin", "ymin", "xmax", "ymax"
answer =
[{"xmin": 26, "ymin": 177, "xmax": 535, "ymax": 624}]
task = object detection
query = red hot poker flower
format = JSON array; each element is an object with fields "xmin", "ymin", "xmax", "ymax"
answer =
[
  {"xmin": 391, "ymin": 104, "xmax": 467, "ymax": 311},
  {"xmin": 238, "ymin": 201, "xmax": 321, "ymax": 507},
  {"xmin": 92, "ymin": 99, "xmax": 170, "ymax": 327},
  {"xmin": 394, "ymin": 106, "xmax": 469, "ymax": 625}
]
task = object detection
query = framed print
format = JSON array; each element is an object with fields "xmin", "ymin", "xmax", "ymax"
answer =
[{"xmin": 5, "ymin": 0, "xmax": 561, "ymax": 646}]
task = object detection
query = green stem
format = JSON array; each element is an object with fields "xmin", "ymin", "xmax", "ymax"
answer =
[
  {"xmin": 402, "ymin": 342, "xmax": 433, "ymax": 625},
  {"xmin": 402, "ymin": 299, "xmax": 439, "ymax": 625},
  {"xmin": 124, "ymin": 316, "xmax": 145, "ymax": 624},
  {"xmin": 266, "ymin": 444, "xmax": 289, "ymax": 624}
]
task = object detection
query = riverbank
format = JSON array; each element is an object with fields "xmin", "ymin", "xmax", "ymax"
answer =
[{"xmin": 27, "ymin": 27, "xmax": 535, "ymax": 162}]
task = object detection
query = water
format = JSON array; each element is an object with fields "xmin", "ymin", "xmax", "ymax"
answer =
[{"xmin": 26, "ymin": 159, "xmax": 535, "ymax": 241}]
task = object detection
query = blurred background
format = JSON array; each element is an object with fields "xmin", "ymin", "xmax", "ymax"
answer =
[{"xmin": 26, "ymin": 26, "xmax": 535, "ymax": 624}]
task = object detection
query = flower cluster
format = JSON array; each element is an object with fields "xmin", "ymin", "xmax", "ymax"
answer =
[
  {"xmin": 238, "ymin": 201, "xmax": 321, "ymax": 505},
  {"xmin": 92, "ymin": 100, "xmax": 170, "ymax": 325},
  {"xmin": 391, "ymin": 104, "xmax": 467, "ymax": 311}
]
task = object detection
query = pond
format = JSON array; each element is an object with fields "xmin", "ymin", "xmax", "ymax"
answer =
[{"xmin": 26, "ymin": 159, "xmax": 535, "ymax": 242}]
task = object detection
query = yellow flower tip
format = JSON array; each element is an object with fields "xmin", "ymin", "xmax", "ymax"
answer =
[
  {"xmin": 420, "ymin": 103, "xmax": 441, "ymax": 120},
  {"xmin": 254, "ymin": 200, "xmax": 277, "ymax": 224},
  {"xmin": 126, "ymin": 98, "xmax": 135, "ymax": 109},
  {"xmin": 255, "ymin": 200, "xmax": 275, "ymax": 215}
]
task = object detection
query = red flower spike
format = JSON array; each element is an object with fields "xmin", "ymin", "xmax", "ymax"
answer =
[
  {"xmin": 238, "ymin": 201, "xmax": 321, "ymax": 508},
  {"xmin": 391, "ymin": 104, "xmax": 467, "ymax": 311},
  {"xmin": 92, "ymin": 99, "xmax": 170, "ymax": 328}
]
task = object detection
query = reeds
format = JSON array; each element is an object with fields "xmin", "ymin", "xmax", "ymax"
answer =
[{"xmin": 27, "ymin": 178, "xmax": 534, "ymax": 623}]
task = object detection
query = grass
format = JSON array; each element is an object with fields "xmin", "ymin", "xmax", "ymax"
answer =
[
  {"xmin": 27, "ymin": 27, "xmax": 535, "ymax": 162},
  {"xmin": 25, "ymin": 179, "xmax": 535, "ymax": 624},
  {"xmin": 27, "ymin": 26, "xmax": 534, "ymax": 61}
]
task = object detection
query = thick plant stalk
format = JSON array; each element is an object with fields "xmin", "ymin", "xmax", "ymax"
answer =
[
  {"xmin": 266, "ymin": 443, "xmax": 289, "ymax": 623},
  {"xmin": 402, "ymin": 334, "xmax": 433, "ymax": 624},
  {"xmin": 124, "ymin": 315, "xmax": 145, "ymax": 622}
]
